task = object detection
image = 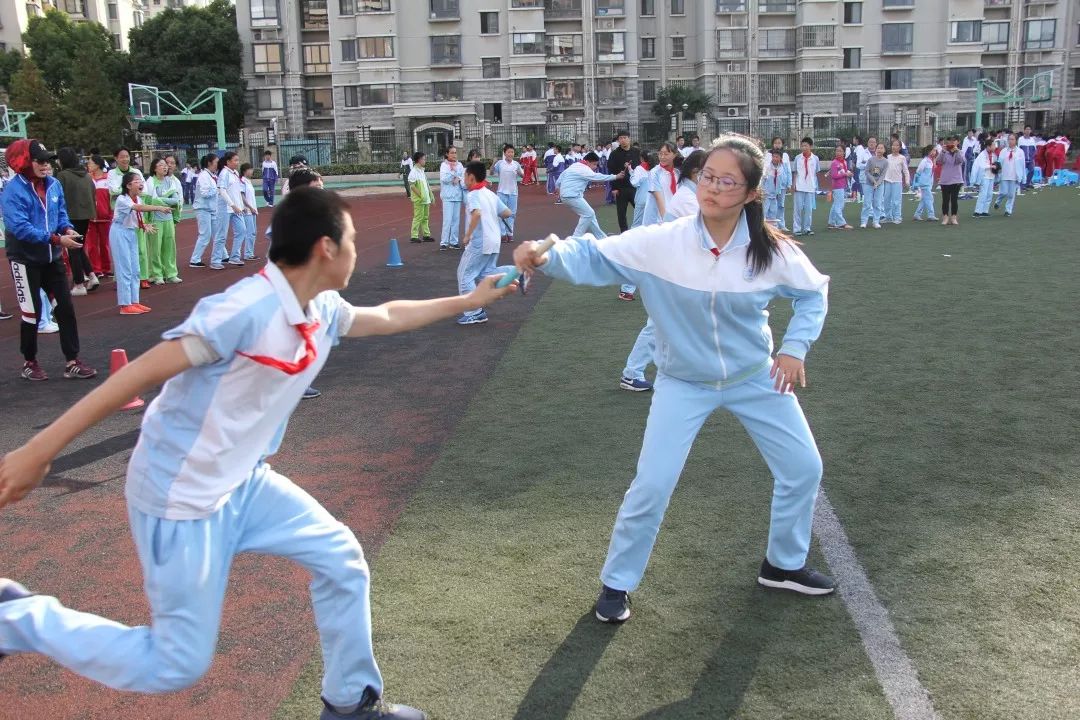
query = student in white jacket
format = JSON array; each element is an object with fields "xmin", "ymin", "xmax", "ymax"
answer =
[
  {"xmin": 993, "ymin": 134, "xmax": 1027, "ymax": 217},
  {"xmin": 439, "ymin": 146, "xmax": 465, "ymax": 249}
]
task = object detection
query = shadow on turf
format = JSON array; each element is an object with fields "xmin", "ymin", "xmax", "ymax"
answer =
[{"xmin": 512, "ymin": 588, "xmax": 794, "ymax": 719}]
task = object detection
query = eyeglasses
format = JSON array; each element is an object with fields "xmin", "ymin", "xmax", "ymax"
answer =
[{"xmin": 698, "ymin": 171, "xmax": 747, "ymax": 193}]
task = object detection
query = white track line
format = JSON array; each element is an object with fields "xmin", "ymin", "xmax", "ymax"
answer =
[{"xmin": 815, "ymin": 491, "xmax": 942, "ymax": 720}]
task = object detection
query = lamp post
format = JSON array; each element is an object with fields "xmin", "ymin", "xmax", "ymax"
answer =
[
  {"xmin": 680, "ymin": 102, "xmax": 688, "ymax": 141},
  {"xmin": 667, "ymin": 103, "xmax": 674, "ymax": 141}
]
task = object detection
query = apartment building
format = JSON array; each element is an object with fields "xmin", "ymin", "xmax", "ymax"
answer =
[
  {"xmin": 143, "ymin": 0, "xmax": 213, "ymax": 20},
  {"xmin": 0, "ymin": 0, "xmax": 147, "ymax": 53},
  {"xmin": 236, "ymin": 0, "xmax": 1080, "ymax": 151}
]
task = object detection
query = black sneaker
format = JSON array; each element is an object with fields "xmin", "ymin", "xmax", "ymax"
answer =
[
  {"xmin": 303, "ymin": 386, "xmax": 322, "ymax": 400},
  {"xmin": 319, "ymin": 688, "xmax": 426, "ymax": 719},
  {"xmin": 422, "ymin": 236, "xmax": 435, "ymax": 243},
  {"xmin": 189, "ymin": 261, "xmax": 207, "ymax": 268},
  {"xmin": 594, "ymin": 584, "xmax": 630, "ymax": 623},
  {"xmin": 756, "ymin": 558, "xmax": 836, "ymax": 596}
]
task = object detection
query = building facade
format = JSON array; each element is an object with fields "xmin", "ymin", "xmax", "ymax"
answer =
[
  {"xmin": 236, "ymin": 0, "xmax": 1080, "ymax": 153},
  {"xmin": 0, "ymin": 0, "xmax": 148, "ymax": 53}
]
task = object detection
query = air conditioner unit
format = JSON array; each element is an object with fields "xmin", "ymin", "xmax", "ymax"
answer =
[
  {"xmin": 550, "ymin": 112, "xmax": 564, "ymax": 121},
  {"xmin": 726, "ymin": 107, "xmax": 738, "ymax": 117},
  {"xmin": 596, "ymin": 64, "xmax": 613, "ymax": 76},
  {"xmin": 727, "ymin": 62, "xmax": 745, "ymax": 72},
  {"xmin": 597, "ymin": 18, "xmax": 616, "ymax": 30},
  {"xmin": 760, "ymin": 107, "xmax": 771, "ymax": 117}
]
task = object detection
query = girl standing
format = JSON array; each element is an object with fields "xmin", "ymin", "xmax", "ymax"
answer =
[
  {"xmin": 145, "ymin": 158, "xmax": 183, "ymax": 284},
  {"xmin": 189, "ymin": 153, "xmax": 221, "ymax": 268},
  {"xmin": 826, "ymin": 145, "xmax": 853, "ymax": 230},
  {"xmin": 85, "ymin": 155, "xmax": 113, "ymax": 279},
  {"xmin": 513, "ymin": 134, "xmax": 834, "ymax": 623},
  {"xmin": 936, "ymin": 136, "xmax": 965, "ymax": 226},
  {"xmin": 882, "ymin": 139, "xmax": 910, "ymax": 224},
  {"xmin": 240, "ymin": 163, "xmax": 259, "ymax": 259},
  {"xmin": 110, "ymin": 173, "xmax": 169, "ymax": 315},
  {"xmin": 439, "ymin": 146, "xmax": 465, "ymax": 249},
  {"xmin": 408, "ymin": 151, "xmax": 433, "ymax": 244},
  {"xmin": 911, "ymin": 147, "xmax": 938, "ymax": 222},
  {"xmin": 260, "ymin": 150, "xmax": 279, "ymax": 207},
  {"xmin": 995, "ymin": 134, "xmax": 1027, "ymax": 217},
  {"xmin": 971, "ymin": 140, "xmax": 996, "ymax": 217},
  {"xmin": 642, "ymin": 142, "xmax": 678, "ymax": 225},
  {"xmin": 860, "ymin": 143, "xmax": 888, "ymax": 229},
  {"xmin": 549, "ymin": 146, "xmax": 567, "ymax": 203},
  {"xmin": 628, "ymin": 151, "xmax": 652, "ymax": 230},
  {"xmin": 763, "ymin": 149, "xmax": 791, "ymax": 230}
]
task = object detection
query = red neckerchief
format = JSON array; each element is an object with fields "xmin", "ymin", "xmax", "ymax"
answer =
[
  {"xmin": 661, "ymin": 164, "xmax": 676, "ymax": 193},
  {"xmin": 802, "ymin": 152, "xmax": 813, "ymax": 179},
  {"xmin": 468, "ymin": 181, "xmax": 489, "ymax": 191},
  {"xmin": 1008, "ymin": 149, "xmax": 1014, "ymax": 161},
  {"xmin": 773, "ymin": 165, "xmax": 780, "ymax": 184},
  {"xmin": 237, "ymin": 270, "xmax": 321, "ymax": 375},
  {"xmin": 127, "ymin": 193, "xmax": 148, "ymax": 231},
  {"xmin": 640, "ymin": 161, "xmax": 650, "ymax": 171}
]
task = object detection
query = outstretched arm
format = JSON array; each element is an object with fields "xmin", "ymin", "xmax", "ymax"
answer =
[
  {"xmin": 0, "ymin": 341, "xmax": 193, "ymax": 508},
  {"xmin": 346, "ymin": 276, "xmax": 517, "ymax": 337}
]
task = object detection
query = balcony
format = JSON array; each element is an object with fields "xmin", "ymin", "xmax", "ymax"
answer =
[
  {"xmin": 429, "ymin": 0, "xmax": 458, "ymax": 20},
  {"xmin": 544, "ymin": 0, "xmax": 580, "ymax": 18},
  {"xmin": 758, "ymin": 0, "xmax": 793, "ymax": 11},
  {"xmin": 548, "ymin": 96, "xmax": 584, "ymax": 108},
  {"xmin": 716, "ymin": 0, "xmax": 747, "ymax": 11},
  {"xmin": 392, "ymin": 100, "xmax": 476, "ymax": 118}
]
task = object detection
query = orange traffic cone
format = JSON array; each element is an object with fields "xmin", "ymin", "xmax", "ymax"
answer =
[{"xmin": 110, "ymin": 349, "xmax": 145, "ymax": 410}]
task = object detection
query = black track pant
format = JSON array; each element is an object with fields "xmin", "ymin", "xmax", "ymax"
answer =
[
  {"xmin": 940, "ymin": 184, "xmax": 961, "ymax": 216},
  {"xmin": 615, "ymin": 190, "xmax": 636, "ymax": 233},
  {"xmin": 9, "ymin": 256, "xmax": 80, "ymax": 362}
]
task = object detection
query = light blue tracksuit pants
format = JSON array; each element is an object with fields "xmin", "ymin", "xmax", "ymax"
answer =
[
  {"xmin": 212, "ymin": 200, "xmax": 231, "ymax": 264},
  {"xmin": 883, "ymin": 182, "xmax": 903, "ymax": 223},
  {"xmin": 975, "ymin": 178, "xmax": 996, "ymax": 214},
  {"xmin": 497, "ymin": 192, "xmax": 518, "ymax": 237},
  {"xmin": 998, "ymin": 179, "xmax": 1020, "ymax": 214},
  {"xmin": 0, "ymin": 466, "xmax": 382, "ymax": 708},
  {"xmin": 243, "ymin": 214, "xmax": 257, "ymax": 259},
  {"xmin": 764, "ymin": 192, "xmax": 784, "ymax": 229},
  {"xmin": 563, "ymin": 195, "xmax": 606, "ymax": 239},
  {"xmin": 622, "ymin": 318, "xmax": 655, "ymax": 381},
  {"xmin": 792, "ymin": 191, "xmax": 814, "ymax": 233},
  {"xmin": 828, "ymin": 190, "xmax": 847, "ymax": 227},
  {"xmin": 440, "ymin": 199, "xmax": 462, "ymax": 248},
  {"xmin": 109, "ymin": 225, "xmax": 140, "ymax": 306},
  {"xmin": 622, "ymin": 186, "xmax": 652, "ymax": 295},
  {"xmin": 860, "ymin": 184, "xmax": 885, "ymax": 226},
  {"xmin": 190, "ymin": 207, "xmax": 218, "ymax": 264},
  {"xmin": 601, "ymin": 369, "xmax": 823, "ymax": 591},
  {"xmin": 456, "ymin": 243, "xmax": 515, "ymax": 318},
  {"xmin": 227, "ymin": 213, "xmax": 248, "ymax": 263},
  {"xmin": 913, "ymin": 187, "xmax": 936, "ymax": 219}
]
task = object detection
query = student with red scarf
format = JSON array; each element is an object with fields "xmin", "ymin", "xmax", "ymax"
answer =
[
  {"xmin": 0, "ymin": 140, "xmax": 97, "ymax": 381},
  {"xmin": 85, "ymin": 155, "xmax": 113, "ymax": 279}
]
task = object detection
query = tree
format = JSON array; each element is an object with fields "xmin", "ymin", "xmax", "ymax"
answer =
[
  {"xmin": 0, "ymin": 50, "xmax": 24, "ymax": 95},
  {"xmin": 127, "ymin": 0, "xmax": 247, "ymax": 133},
  {"xmin": 60, "ymin": 45, "xmax": 129, "ymax": 152},
  {"xmin": 23, "ymin": 9, "xmax": 119, "ymax": 97},
  {"xmin": 651, "ymin": 85, "xmax": 715, "ymax": 125},
  {"xmin": 8, "ymin": 58, "xmax": 61, "ymax": 146}
]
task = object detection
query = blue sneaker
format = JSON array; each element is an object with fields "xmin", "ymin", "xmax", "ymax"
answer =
[
  {"xmin": 320, "ymin": 687, "xmax": 426, "ymax": 719},
  {"xmin": 619, "ymin": 377, "xmax": 653, "ymax": 392},
  {"xmin": 302, "ymin": 386, "xmax": 321, "ymax": 399},
  {"xmin": 456, "ymin": 310, "xmax": 488, "ymax": 325},
  {"xmin": 0, "ymin": 579, "xmax": 32, "ymax": 662}
]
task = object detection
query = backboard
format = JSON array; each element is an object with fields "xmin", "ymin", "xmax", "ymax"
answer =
[
  {"xmin": 128, "ymin": 83, "xmax": 161, "ymax": 121},
  {"xmin": 0, "ymin": 105, "xmax": 11, "ymax": 134},
  {"xmin": 1030, "ymin": 71, "xmax": 1053, "ymax": 103}
]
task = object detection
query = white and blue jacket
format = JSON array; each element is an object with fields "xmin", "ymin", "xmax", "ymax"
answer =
[
  {"xmin": 1, "ymin": 174, "xmax": 74, "ymax": 265},
  {"xmin": 556, "ymin": 162, "xmax": 618, "ymax": 198},
  {"xmin": 541, "ymin": 212, "xmax": 829, "ymax": 385},
  {"xmin": 762, "ymin": 162, "xmax": 791, "ymax": 197},
  {"xmin": 440, "ymin": 160, "xmax": 465, "ymax": 202}
]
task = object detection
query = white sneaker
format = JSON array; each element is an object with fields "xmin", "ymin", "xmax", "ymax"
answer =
[
  {"xmin": 873, "ymin": 223, "xmax": 882, "ymax": 229},
  {"xmin": 70, "ymin": 285, "xmax": 87, "ymax": 296},
  {"xmin": 87, "ymin": 273, "xmax": 100, "ymax": 289},
  {"xmin": 859, "ymin": 224, "xmax": 867, "ymax": 229},
  {"xmin": 165, "ymin": 276, "xmax": 183, "ymax": 284},
  {"xmin": 39, "ymin": 321, "xmax": 59, "ymax": 334}
]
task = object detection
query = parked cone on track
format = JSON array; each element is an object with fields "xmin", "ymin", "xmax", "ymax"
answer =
[
  {"xmin": 110, "ymin": 349, "xmax": 145, "ymax": 411},
  {"xmin": 386, "ymin": 238, "xmax": 404, "ymax": 268}
]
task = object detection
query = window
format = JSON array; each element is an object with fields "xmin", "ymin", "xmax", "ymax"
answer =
[
  {"xmin": 546, "ymin": 34, "xmax": 582, "ymax": 62},
  {"xmin": 480, "ymin": 11, "xmax": 498, "ymax": 34},
  {"xmin": 882, "ymin": 23, "xmax": 913, "ymax": 53},
  {"xmin": 641, "ymin": 79, "xmax": 657, "ymax": 101},
  {"xmin": 430, "ymin": 0, "xmax": 458, "ymax": 19},
  {"xmin": 255, "ymin": 88, "xmax": 284, "ymax": 110},
  {"xmin": 482, "ymin": 57, "xmax": 500, "ymax": 78},
  {"xmin": 981, "ymin": 66, "xmax": 1007, "ymax": 87},
  {"xmin": 340, "ymin": 39, "xmax": 356, "ymax": 61},
  {"xmin": 432, "ymin": 81, "xmax": 464, "ymax": 101},
  {"xmin": 799, "ymin": 25, "xmax": 834, "ymax": 48},
  {"xmin": 719, "ymin": 74, "xmax": 747, "ymax": 102},
  {"xmin": 112, "ymin": 33, "xmax": 122, "ymax": 50},
  {"xmin": 339, "ymin": 0, "xmax": 353, "ymax": 14},
  {"xmin": 1024, "ymin": 20, "xmax": 1055, "ymax": 50},
  {"xmin": 302, "ymin": 44, "xmax": 331, "ymax": 73},
  {"xmin": 347, "ymin": 84, "xmax": 393, "ymax": 105},
  {"xmin": 881, "ymin": 69, "xmax": 912, "ymax": 90},
  {"xmin": 301, "ymin": 0, "xmax": 328, "ymax": 28},
  {"xmin": 357, "ymin": 0, "xmax": 390, "ymax": 9},
  {"xmin": 842, "ymin": 92, "xmax": 859, "ymax": 113},
  {"xmin": 716, "ymin": 29, "xmax": 747, "ymax": 56},
  {"xmin": 133, "ymin": 11, "xmax": 142, "ymax": 28},
  {"xmin": 716, "ymin": 0, "xmax": 746, "ymax": 10},
  {"xmin": 759, "ymin": 29, "xmax": 794, "ymax": 57},
  {"xmin": 513, "ymin": 32, "xmax": 544, "ymax": 55},
  {"xmin": 983, "ymin": 22, "xmax": 1009, "ymax": 52},
  {"xmin": 544, "ymin": 0, "xmax": 581, "ymax": 18},
  {"xmin": 671, "ymin": 36, "xmax": 685, "ymax": 58},
  {"xmin": 358, "ymin": 37, "xmax": 393, "ymax": 58},
  {"xmin": 948, "ymin": 67, "xmax": 980, "ymax": 88},
  {"xmin": 484, "ymin": 102, "xmax": 502, "ymax": 123},
  {"xmin": 670, "ymin": 0, "xmax": 684, "ymax": 14},
  {"xmin": 641, "ymin": 37, "xmax": 655, "ymax": 59},
  {"xmin": 595, "ymin": 0, "xmax": 623, "ymax": 15},
  {"xmin": 882, "ymin": 0, "xmax": 913, "ymax": 6},
  {"xmin": 596, "ymin": 32, "xmax": 625, "ymax": 61},
  {"xmin": 107, "ymin": 1, "xmax": 117, "ymax": 18},
  {"xmin": 843, "ymin": 2, "xmax": 861, "ymax": 25},
  {"xmin": 253, "ymin": 43, "xmax": 283, "ymax": 73},
  {"xmin": 640, "ymin": 0, "xmax": 654, "ymax": 15},
  {"xmin": 304, "ymin": 89, "xmax": 333, "ymax": 115},
  {"xmin": 759, "ymin": 0, "xmax": 794, "ymax": 10},
  {"xmin": 1074, "ymin": 68, "xmax": 1080, "ymax": 88},
  {"xmin": 950, "ymin": 20, "xmax": 980, "ymax": 43},
  {"xmin": 800, "ymin": 71, "xmax": 834, "ymax": 94},
  {"xmin": 548, "ymin": 79, "xmax": 584, "ymax": 106},
  {"xmin": 250, "ymin": 0, "xmax": 279, "ymax": 24},
  {"xmin": 843, "ymin": 47, "xmax": 861, "ymax": 69},
  {"xmin": 512, "ymin": 0, "xmax": 543, "ymax": 6},
  {"xmin": 62, "ymin": 0, "xmax": 86, "ymax": 16},
  {"xmin": 431, "ymin": 35, "xmax": 461, "ymax": 64},
  {"xmin": 595, "ymin": 78, "xmax": 626, "ymax": 104},
  {"xmin": 759, "ymin": 72, "xmax": 796, "ymax": 102},
  {"xmin": 514, "ymin": 78, "xmax": 545, "ymax": 100}
]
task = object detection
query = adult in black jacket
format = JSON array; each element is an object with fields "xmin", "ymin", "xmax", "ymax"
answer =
[{"xmin": 607, "ymin": 131, "xmax": 641, "ymax": 232}]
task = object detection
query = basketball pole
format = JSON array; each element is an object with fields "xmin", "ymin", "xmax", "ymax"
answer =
[
  {"xmin": 0, "ymin": 110, "xmax": 34, "ymax": 141},
  {"xmin": 129, "ymin": 86, "xmax": 227, "ymax": 149}
]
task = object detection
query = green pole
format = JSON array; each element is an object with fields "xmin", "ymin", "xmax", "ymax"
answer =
[
  {"xmin": 213, "ymin": 89, "xmax": 226, "ymax": 149},
  {"xmin": 975, "ymin": 81, "xmax": 984, "ymax": 132}
]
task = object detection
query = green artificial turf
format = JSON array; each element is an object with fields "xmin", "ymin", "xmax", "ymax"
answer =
[{"xmin": 278, "ymin": 188, "xmax": 1080, "ymax": 719}]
